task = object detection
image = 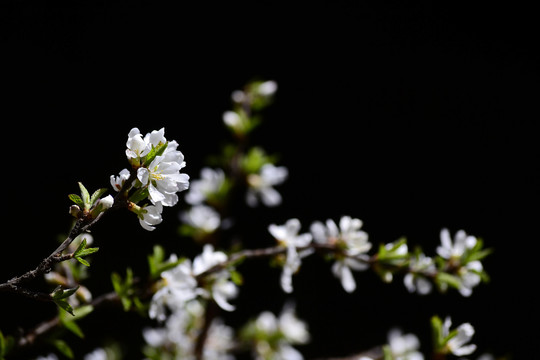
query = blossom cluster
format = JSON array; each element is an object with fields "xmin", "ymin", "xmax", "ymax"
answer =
[
  {"xmin": 267, "ymin": 217, "xmax": 490, "ymax": 298},
  {"xmin": 149, "ymin": 244, "xmax": 238, "ymax": 322},
  {"xmin": 10, "ymin": 79, "xmax": 497, "ymax": 360},
  {"xmin": 110, "ymin": 127, "xmax": 190, "ymax": 231}
]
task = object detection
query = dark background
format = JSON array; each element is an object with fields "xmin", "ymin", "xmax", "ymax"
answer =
[{"xmin": 1, "ymin": 2, "xmax": 538, "ymax": 359}]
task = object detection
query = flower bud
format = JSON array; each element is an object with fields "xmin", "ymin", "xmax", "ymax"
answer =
[
  {"xmin": 69, "ymin": 205, "xmax": 82, "ymax": 218},
  {"xmin": 90, "ymin": 195, "xmax": 114, "ymax": 218}
]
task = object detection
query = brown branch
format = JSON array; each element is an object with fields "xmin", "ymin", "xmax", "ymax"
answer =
[
  {"xmin": 0, "ymin": 217, "xmax": 91, "ymax": 293},
  {"xmin": 16, "ymin": 288, "xmax": 122, "ymax": 348}
]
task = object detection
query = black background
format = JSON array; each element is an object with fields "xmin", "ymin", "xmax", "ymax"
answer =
[{"xmin": 1, "ymin": 2, "xmax": 538, "ymax": 359}]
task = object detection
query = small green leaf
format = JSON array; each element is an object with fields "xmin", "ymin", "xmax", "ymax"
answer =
[
  {"xmin": 52, "ymin": 339, "xmax": 74, "ymax": 359},
  {"xmin": 230, "ymin": 270, "xmax": 243, "ymax": 285},
  {"xmin": 142, "ymin": 142, "xmax": 168, "ymax": 167},
  {"xmin": 75, "ymin": 257, "xmax": 91, "ymax": 267},
  {"xmin": 52, "ymin": 286, "xmax": 79, "ymax": 300},
  {"xmin": 54, "ymin": 299, "xmax": 75, "ymax": 316},
  {"xmin": 73, "ymin": 238, "xmax": 87, "ymax": 257},
  {"xmin": 78, "ymin": 182, "xmax": 91, "ymax": 210},
  {"xmin": 90, "ymin": 188, "xmax": 108, "ymax": 207},
  {"xmin": 76, "ymin": 247, "xmax": 99, "ymax": 258},
  {"xmin": 0, "ymin": 330, "xmax": 5, "ymax": 357},
  {"xmin": 61, "ymin": 316, "xmax": 85, "ymax": 338},
  {"xmin": 436, "ymin": 272, "xmax": 461, "ymax": 290},
  {"xmin": 382, "ymin": 344, "xmax": 394, "ymax": 360},
  {"xmin": 129, "ymin": 187, "xmax": 150, "ymax": 204},
  {"xmin": 431, "ymin": 315, "xmax": 444, "ymax": 350},
  {"xmin": 68, "ymin": 194, "xmax": 84, "ymax": 208}
]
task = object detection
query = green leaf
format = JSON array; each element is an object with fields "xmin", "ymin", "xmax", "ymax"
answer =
[
  {"xmin": 230, "ymin": 270, "xmax": 243, "ymax": 286},
  {"xmin": 52, "ymin": 339, "xmax": 74, "ymax": 359},
  {"xmin": 436, "ymin": 272, "xmax": 461, "ymax": 290},
  {"xmin": 382, "ymin": 344, "xmax": 394, "ymax": 360},
  {"xmin": 111, "ymin": 268, "xmax": 135, "ymax": 311},
  {"xmin": 430, "ymin": 315, "xmax": 444, "ymax": 350},
  {"xmin": 52, "ymin": 286, "xmax": 79, "ymax": 300},
  {"xmin": 68, "ymin": 194, "xmax": 84, "ymax": 208},
  {"xmin": 90, "ymin": 188, "xmax": 108, "ymax": 207},
  {"xmin": 0, "ymin": 330, "xmax": 5, "ymax": 357},
  {"xmin": 73, "ymin": 238, "xmax": 87, "ymax": 257},
  {"xmin": 129, "ymin": 187, "xmax": 150, "ymax": 203},
  {"xmin": 76, "ymin": 247, "xmax": 99, "ymax": 258},
  {"xmin": 75, "ymin": 257, "xmax": 91, "ymax": 267},
  {"xmin": 61, "ymin": 316, "xmax": 85, "ymax": 338},
  {"xmin": 0, "ymin": 330, "xmax": 13, "ymax": 359},
  {"xmin": 78, "ymin": 182, "xmax": 91, "ymax": 210},
  {"xmin": 54, "ymin": 299, "xmax": 75, "ymax": 316}
]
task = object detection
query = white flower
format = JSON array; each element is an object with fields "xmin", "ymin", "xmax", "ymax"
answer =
[
  {"xmin": 278, "ymin": 304, "xmax": 309, "ymax": 344},
  {"xmin": 193, "ymin": 244, "xmax": 238, "ymax": 312},
  {"xmin": 442, "ymin": 317, "xmax": 477, "ymax": 356},
  {"xmin": 436, "ymin": 229, "xmax": 483, "ymax": 296},
  {"xmin": 457, "ymin": 260, "xmax": 483, "ymax": 297},
  {"xmin": 310, "ymin": 216, "xmax": 371, "ymax": 292},
  {"xmin": 34, "ymin": 354, "xmax": 59, "ymax": 360},
  {"xmin": 268, "ymin": 219, "xmax": 312, "ymax": 293},
  {"xmin": 144, "ymin": 127, "xmax": 167, "ymax": 147},
  {"xmin": 331, "ymin": 258, "xmax": 369, "ymax": 293},
  {"xmin": 437, "ymin": 228, "xmax": 477, "ymax": 260},
  {"xmin": 137, "ymin": 147, "xmax": 189, "ymax": 207},
  {"xmin": 149, "ymin": 259, "xmax": 200, "ymax": 321},
  {"xmin": 222, "ymin": 110, "xmax": 244, "ymax": 130},
  {"xmin": 180, "ymin": 204, "xmax": 221, "ymax": 233},
  {"xmin": 139, "ymin": 202, "xmax": 163, "ymax": 231},
  {"xmin": 125, "ymin": 127, "xmax": 190, "ymax": 207},
  {"xmin": 387, "ymin": 328, "xmax": 424, "ymax": 360},
  {"xmin": 252, "ymin": 304, "xmax": 308, "ymax": 360},
  {"xmin": 311, "ymin": 216, "xmax": 371, "ymax": 254},
  {"xmin": 246, "ymin": 163, "xmax": 288, "ymax": 207},
  {"xmin": 126, "ymin": 127, "xmax": 151, "ymax": 160},
  {"xmin": 99, "ymin": 195, "xmax": 114, "ymax": 209},
  {"xmin": 110, "ymin": 168, "xmax": 131, "ymax": 191},
  {"xmin": 185, "ymin": 167, "xmax": 226, "ymax": 205},
  {"xmin": 204, "ymin": 318, "xmax": 236, "ymax": 360},
  {"xmin": 83, "ymin": 348, "xmax": 107, "ymax": 360},
  {"xmin": 257, "ymin": 80, "xmax": 278, "ymax": 96},
  {"xmin": 404, "ymin": 253, "xmax": 436, "ymax": 295}
]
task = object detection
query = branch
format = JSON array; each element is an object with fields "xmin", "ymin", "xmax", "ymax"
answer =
[{"xmin": 0, "ymin": 214, "xmax": 102, "ymax": 297}]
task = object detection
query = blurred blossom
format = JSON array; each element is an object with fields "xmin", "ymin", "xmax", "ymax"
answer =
[
  {"xmin": 268, "ymin": 219, "xmax": 313, "ymax": 293},
  {"xmin": 180, "ymin": 204, "xmax": 221, "ymax": 233},
  {"xmin": 437, "ymin": 228, "xmax": 477, "ymax": 260},
  {"xmin": 404, "ymin": 253, "xmax": 436, "ymax": 295},
  {"xmin": 246, "ymin": 163, "xmax": 288, "ymax": 207},
  {"xmin": 185, "ymin": 167, "xmax": 226, "ymax": 205},
  {"xmin": 83, "ymin": 348, "xmax": 107, "ymax": 360},
  {"xmin": 310, "ymin": 216, "xmax": 371, "ymax": 292},
  {"xmin": 386, "ymin": 328, "xmax": 424, "ymax": 360},
  {"xmin": 443, "ymin": 316, "xmax": 477, "ymax": 356}
]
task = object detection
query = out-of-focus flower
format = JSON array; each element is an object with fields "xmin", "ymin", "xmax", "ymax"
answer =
[
  {"xmin": 404, "ymin": 253, "xmax": 436, "ymax": 295},
  {"xmin": 180, "ymin": 204, "xmax": 221, "ymax": 234},
  {"xmin": 437, "ymin": 228, "xmax": 477, "ymax": 260},
  {"xmin": 192, "ymin": 244, "xmax": 238, "ymax": 312},
  {"xmin": 185, "ymin": 167, "xmax": 226, "ymax": 206},
  {"xmin": 268, "ymin": 219, "xmax": 313, "ymax": 293},
  {"xmin": 442, "ymin": 317, "xmax": 477, "ymax": 356},
  {"xmin": 310, "ymin": 216, "xmax": 371, "ymax": 292},
  {"xmin": 246, "ymin": 163, "xmax": 288, "ymax": 207},
  {"xmin": 386, "ymin": 328, "xmax": 424, "ymax": 360},
  {"xmin": 149, "ymin": 258, "xmax": 200, "ymax": 322}
]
